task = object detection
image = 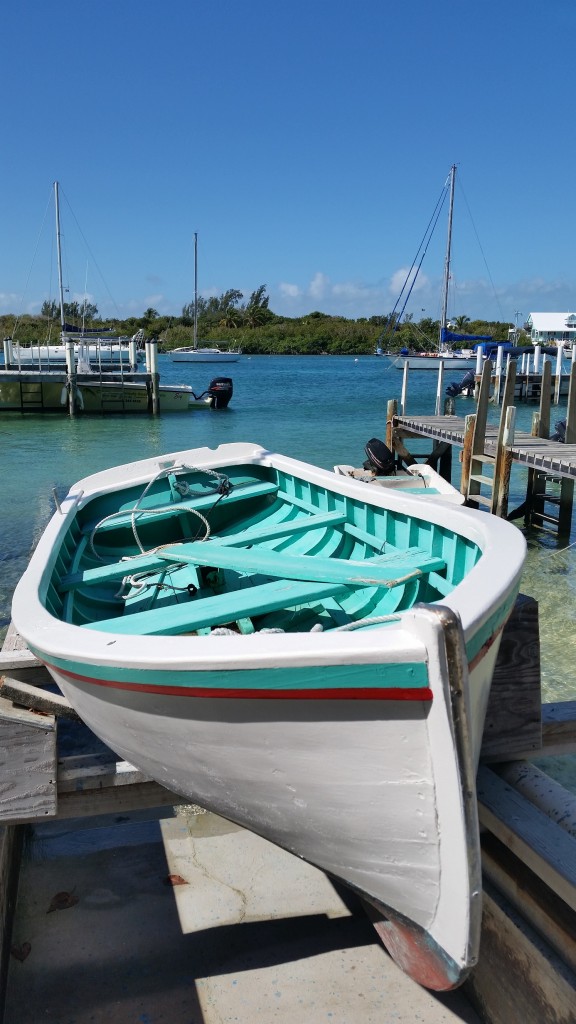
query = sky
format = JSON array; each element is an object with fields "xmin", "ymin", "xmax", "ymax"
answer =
[{"xmin": 2, "ymin": 0, "xmax": 576, "ymax": 327}]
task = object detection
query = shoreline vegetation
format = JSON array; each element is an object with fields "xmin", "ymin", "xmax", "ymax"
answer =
[{"xmin": 1, "ymin": 287, "xmax": 515, "ymax": 357}]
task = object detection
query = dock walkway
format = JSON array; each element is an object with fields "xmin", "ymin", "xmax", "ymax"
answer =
[
  {"xmin": 397, "ymin": 413, "xmax": 576, "ymax": 477},
  {"xmin": 387, "ymin": 357, "xmax": 576, "ymax": 534}
]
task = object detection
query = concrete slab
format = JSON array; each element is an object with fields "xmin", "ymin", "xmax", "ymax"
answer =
[{"xmin": 4, "ymin": 806, "xmax": 482, "ymax": 1023}]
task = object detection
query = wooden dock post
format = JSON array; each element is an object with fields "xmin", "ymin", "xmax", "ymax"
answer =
[
  {"xmin": 65, "ymin": 338, "xmax": 77, "ymax": 418},
  {"xmin": 400, "ymin": 362, "xmax": 409, "ymax": 415},
  {"xmin": 523, "ymin": 361, "xmax": 575, "ymax": 536},
  {"xmin": 491, "ymin": 359, "xmax": 517, "ymax": 518},
  {"xmin": 462, "ymin": 358, "xmax": 492, "ymax": 506},
  {"xmin": 434, "ymin": 361, "xmax": 445, "ymax": 416},
  {"xmin": 144, "ymin": 337, "xmax": 159, "ymax": 413},
  {"xmin": 557, "ymin": 362, "xmax": 576, "ymax": 534},
  {"xmin": 385, "ymin": 398, "xmax": 397, "ymax": 453}
]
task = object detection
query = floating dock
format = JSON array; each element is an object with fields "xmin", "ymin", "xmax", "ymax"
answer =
[{"xmin": 1, "ymin": 339, "xmax": 170, "ymax": 415}]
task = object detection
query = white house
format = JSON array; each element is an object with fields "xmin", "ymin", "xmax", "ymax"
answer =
[{"xmin": 526, "ymin": 312, "xmax": 576, "ymax": 347}]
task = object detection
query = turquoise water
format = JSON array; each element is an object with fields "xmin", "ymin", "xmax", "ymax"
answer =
[{"xmin": 2, "ymin": 354, "xmax": 576, "ymax": 715}]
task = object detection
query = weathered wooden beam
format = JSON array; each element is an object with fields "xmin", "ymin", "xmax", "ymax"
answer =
[
  {"xmin": 0, "ymin": 650, "xmax": 43, "ymax": 672},
  {"xmin": 491, "ymin": 360, "xmax": 517, "ymax": 517},
  {"xmin": 481, "ymin": 832, "xmax": 576, "ymax": 976},
  {"xmin": 460, "ymin": 413, "xmax": 475, "ymax": 499},
  {"xmin": 541, "ymin": 700, "xmax": 576, "ymax": 755},
  {"xmin": 0, "ymin": 824, "xmax": 24, "ymax": 1012},
  {"xmin": 477, "ymin": 765, "xmax": 576, "ymax": 911},
  {"xmin": 385, "ymin": 398, "xmax": 397, "ymax": 452},
  {"xmin": 464, "ymin": 880, "xmax": 576, "ymax": 1024},
  {"xmin": 480, "ymin": 593, "xmax": 542, "ymax": 761},
  {"xmin": 0, "ymin": 676, "xmax": 80, "ymax": 720},
  {"xmin": 57, "ymin": 752, "xmax": 152, "ymax": 792},
  {"xmin": 0, "ymin": 698, "xmax": 57, "ymax": 823}
]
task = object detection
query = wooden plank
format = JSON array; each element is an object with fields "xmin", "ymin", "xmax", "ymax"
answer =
[
  {"xmin": 481, "ymin": 832, "xmax": 576, "ymax": 975},
  {"xmin": 61, "ymin": 509, "xmax": 350, "ymax": 590},
  {"xmin": 0, "ymin": 701, "xmax": 57, "ymax": 822},
  {"xmin": 0, "ymin": 823, "xmax": 24, "ymax": 1011},
  {"xmin": 464, "ymin": 881, "xmax": 576, "ymax": 1024},
  {"xmin": 154, "ymin": 540, "xmax": 447, "ymax": 589},
  {"xmin": 60, "ymin": 550, "xmax": 187, "ymax": 591},
  {"xmin": 57, "ymin": 753, "xmax": 152, "ymax": 791},
  {"xmin": 0, "ymin": 649, "xmax": 43, "ymax": 671},
  {"xmin": 0, "ymin": 695, "xmax": 56, "ymax": 730},
  {"xmin": 0, "ymin": 676, "xmax": 80, "ymax": 720},
  {"xmin": 85, "ymin": 577, "xmax": 351, "ymax": 635},
  {"xmin": 480, "ymin": 594, "xmax": 542, "ymax": 761},
  {"xmin": 476, "ymin": 766, "xmax": 576, "ymax": 910},
  {"xmin": 218, "ymin": 509, "xmax": 348, "ymax": 546},
  {"xmin": 541, "ymin": 700, "xmax": 576, "ymax": 755}
]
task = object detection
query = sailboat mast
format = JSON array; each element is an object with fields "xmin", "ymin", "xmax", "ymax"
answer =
[
  {"xmin": 54, "ymin": 181, "xmax": 66, "ymax": 336},
  {"xmin": 440, "ymin": 164, "xmax": 456, "ymax": 346},
  {"xmin": 193, "ymin": 231, "xmax": 198, "ymax": 350}
]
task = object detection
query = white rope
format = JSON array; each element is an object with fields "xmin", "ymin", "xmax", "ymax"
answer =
[{"xmin": 89, "ymin": 462, "xmax": 229, "ymax": 561}]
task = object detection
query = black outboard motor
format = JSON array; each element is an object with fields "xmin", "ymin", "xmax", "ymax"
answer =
[
  {"xmin": 551, "ymin": 419, "xmax": 566, "ymax": 443},
  {"xmin": 446, "ymin": 369, "xmax": 475, "ymax": 398},
  {"xmin": 207, "ymin": 377, "xmax": 233, "ymax": 409},
  {"xmin": 363, "ymin": 437, "xmax": 396, "ymax": 476}
]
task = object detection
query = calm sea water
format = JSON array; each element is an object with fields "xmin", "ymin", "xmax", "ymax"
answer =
[{"xmin": 2, "ymin": 354, "xmax": 575, "ymax": 728}]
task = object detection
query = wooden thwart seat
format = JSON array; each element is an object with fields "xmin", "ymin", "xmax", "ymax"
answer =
[
  {"xmin": 84, "ymin": 578, "xmax": 351, "ymax": 636},
  {"xmin": 80, "ymin": 479, "xmax": 280, "ymax": 535},
  {"xmin": 81, "ymin": 543, "xmax": 447, "ymax": 637},
  {"xmin": 154, "ymin": 540, "xmax": 446, "ymax": 588},
  {"xmin": 60, "ymin": 509, "xmax": 349, "ymax": 592}
]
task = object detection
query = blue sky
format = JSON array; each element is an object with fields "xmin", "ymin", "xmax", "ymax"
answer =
[{"xmin": 2, "ymin": 0, "xmax": 576, "ymax": 326}]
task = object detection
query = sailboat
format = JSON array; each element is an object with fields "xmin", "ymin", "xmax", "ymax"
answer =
[
  {"xmin": 1, "ymin": 185, "xmax": 231, "ymax": 413},
  {"xmin": 390, "ymin": 166, "xmax": 492, "ymax": 371},
  {"xmin": 169, "ymin": 233, "xmax": 241, "ymax": 364}
]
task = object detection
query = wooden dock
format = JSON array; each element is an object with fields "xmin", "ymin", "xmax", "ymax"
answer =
[
  {"xmin": 389, "ymin": 357, "xmax": 576, "ymax": 535},
  {"xmin": 1, "ymin": 595, "xmax": 576, "ymax": 1022}
]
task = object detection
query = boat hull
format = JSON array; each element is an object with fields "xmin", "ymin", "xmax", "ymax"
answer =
[
  {"xmin": 11, "ymin": 442, "xmax": 525, "ymax": 989},
  {"xmin": 391, "ymin": 355, "xmax": 477, "ymax": 370},
  {"xmin": 333, "ymin": 463, "xmax": 466, "ymax": 504},
  {"xmin": 167, "ymin": 350, "xmax": 238, "ymax": 366},
  {"xmin": 0, "ymin": 378, "xmax": 202, "ymax": 413},
  {"xmin": 169, "ymin": 348, "xmax": 240, "ymax": 363},
  {"xmin": 39, "ymin": 604, "xmax": 488, "ymax": 989}
]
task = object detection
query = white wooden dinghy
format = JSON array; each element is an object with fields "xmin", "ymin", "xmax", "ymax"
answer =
[
  {"xmin": 11, "ymin": 442, "xmax": 526, "ymax": 990},
  {"xmin": 333, "ymin": 463, "xmax": 466, "ymax": 504}
]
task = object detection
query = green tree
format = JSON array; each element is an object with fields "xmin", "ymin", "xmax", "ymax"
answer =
[
  {"xmin": 41, "ymin": 300, "xmax": 59, "ymax": 319},
  {"xmin": 452, "ymin": 315, "xmax": 471, "ymax": 331}
]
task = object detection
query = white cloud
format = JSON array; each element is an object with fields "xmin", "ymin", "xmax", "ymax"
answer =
[
  {"xmin": 278, "ymin": 282, "xmax": 300, "ymax": 298},
  {"xmin": 309, "ymin": 272, "xmax": 330, "ymax": 300},
  {"xmin": 389, "ymin": 267, "xmax": 429, "ymax": 296},
  {"xmin": 0, "ymin": 292, "xmax": 23, "ymax": 313}
]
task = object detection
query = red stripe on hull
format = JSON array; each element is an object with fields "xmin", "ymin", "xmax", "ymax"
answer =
[{"xmin": 46, "ymin": 662, "xmax": 433, "ymax": 702}]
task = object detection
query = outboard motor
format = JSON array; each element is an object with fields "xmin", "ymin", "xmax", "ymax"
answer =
[
  {"xmin": 446, "ymin": 369, "xmax": 475, "ymax": 398},
  {"xmin": 363, "ymin": 437, "xmax": 396, "ymax": 476},
  {"xmin": 551, "ymin": 419, "xmax": 566, "ymax": 443},
  {"xmin": 207, "ymin": 377, "xmax": 233, "ymax": 410}
]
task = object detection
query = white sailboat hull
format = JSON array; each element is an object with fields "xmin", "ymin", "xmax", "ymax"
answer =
[
  {"xmin": 391, "ymin": 354, "xmax": 477, "ymax": 370},
  {"xmin": 169, "ymin": 347, "xmax": 240, "ymax": 363}
]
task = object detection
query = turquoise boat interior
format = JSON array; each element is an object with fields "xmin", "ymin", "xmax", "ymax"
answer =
[{"xmin": 45, "ymin": 462, "xmax": 481, "ymax": 636}]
